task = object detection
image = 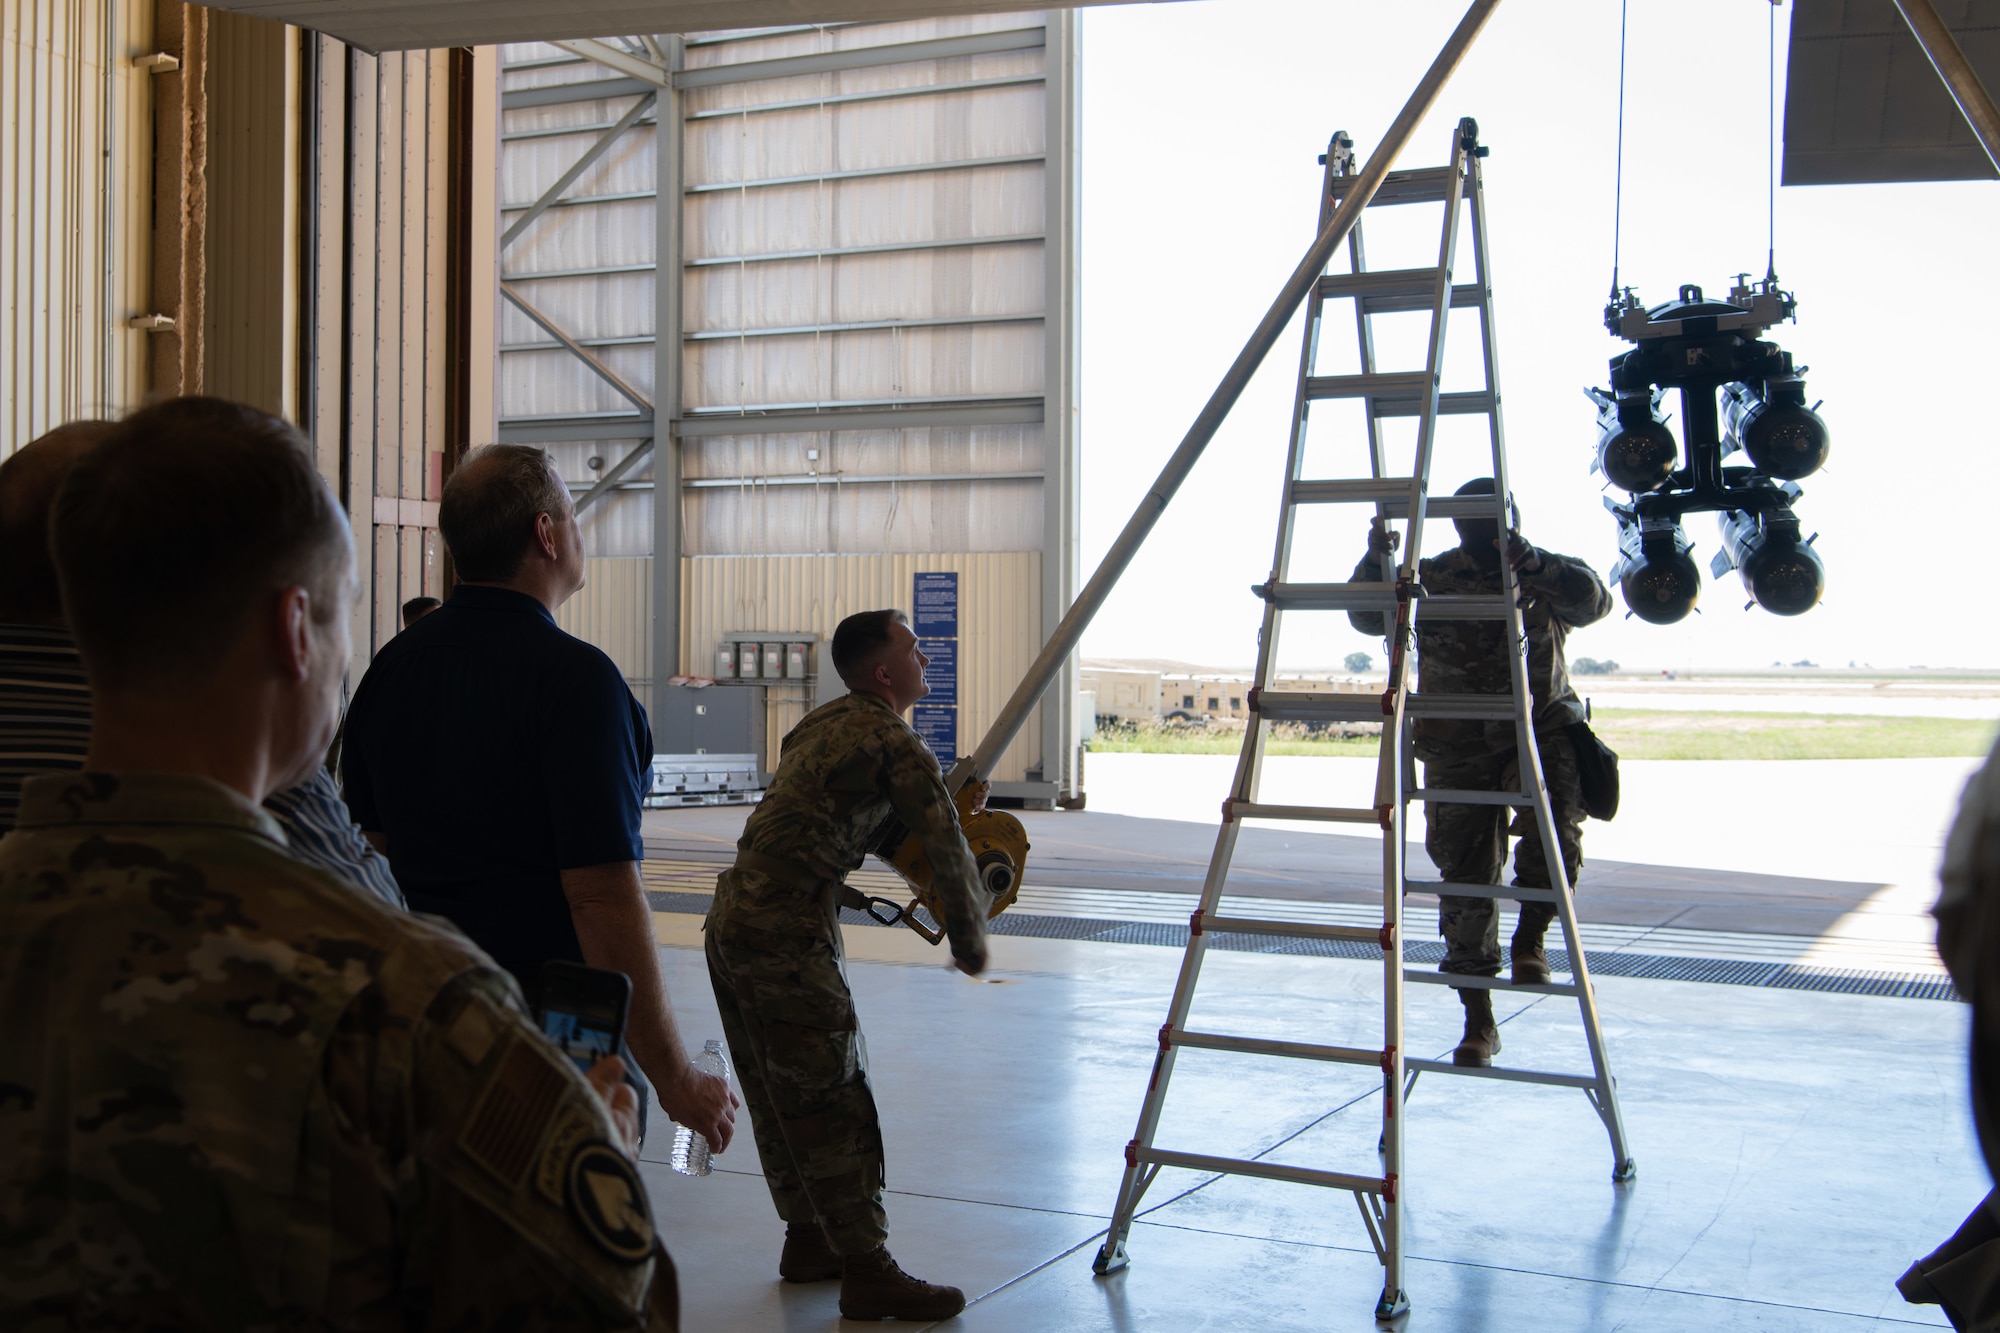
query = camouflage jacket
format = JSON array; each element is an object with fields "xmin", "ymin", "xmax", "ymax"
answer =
[
  {"xmin": 0, "ymin": 773, "xmax": 675, "ymax": 1332},
  {"xmin": 707, "ymin": 692, "xmax": 987, "ymax": 959},
  {"xmin": 1348, "ymin": 543, "xmax": 1612, "ymax": 759}
]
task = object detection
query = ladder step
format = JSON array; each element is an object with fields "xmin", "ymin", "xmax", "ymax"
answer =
[
  {"xmin": 1329, "ymin": 164, "xmax": 1454, "ymax": 206},
  {"xmin": 1133, "ymin": 1145, "xmax": 1389, "ymax": 1195},
  {"xmin": 1371, "ymin": 389, "xmax": 1495, "ymax": 419},
  {"xmin": 1251, "ymin": 583, "xmax": 1514, "ymax": 621},
  {"xmin": 1315, "ymin": 267, "xmax": 1439, "ymax": 299},
  {"xmin": 1404, "ymin": 881, "xmax": 1562, "ymax": 903},
  {"xmin": 1406, "ymin": 693, "xmax": 1518, "ymax": 721},
  {"xmin": 1225, "ymin": 800, "xmax": 1383, "ymax": 826},
  {"xmin": 1169, "ymin": 1027, "xmax": 1387, "ymax": 1068},
  {"xmin": 1288, "ymin": 477, "xmax": 1424, "ymax": 507},
  {"xmin": 1198, "ymin": 914, "xmax": 1386, "ymax": 946},
  {"xmin": 1253, "ymin": 581, "xmax": 1396, "ymax": 612},
  {"xmin": 1409, "ymin": 787, "xmax": 1531, "ymax": 806},
  {"xmin": 1305, "ymin": 371, "xmax": 1431, "ymax": 401},
  {"xmin": 1404, "ymin": 969, "xmax": 1579, "ymax": 996},
  {"xmin": 1252, "ymin": 690, "xmax": 1517, "ymax": 725},
  {"xmin": 1287, "ymin": 478, "xmax": 1504, "ymax": 519},
  {"xmin": 1404, "ymin": 1057, "xmax": 1600, "ymax": 1090},
  {"xmin": 1414, "ymin": 594, "xmax": 1514, "ymax": 620},
  {"xmin": 1361, "ymin": 286, "xmax": 1483, "ymax": 316},
  {"xmin": 1253, "ymin": 689, "xmax": 1383, "ymax": 724}
]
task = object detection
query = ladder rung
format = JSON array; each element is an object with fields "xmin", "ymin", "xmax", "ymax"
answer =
[
  {"xmin": 1413, "ymin": 593, "xmax": 1513, "ymax": 620},
  {"xmin": 1253, "ymin": 581, "xmax": 1395, "ymax": 612},
  {"xmin": 1362, "ymin": 285, "xmax": 1482, "ymax": 316},
  {"xmin": 1410, "ymin": 788, "xmax": 1531, "ymax": 806},
  {"xmin": 1226, "ymin": 800, "xmax": 1382, "ymax": 826},
  {"xmin": 1330, "ymin": 164, "xmax": 1454, "ymax": 206},
  {"xmin": 1198, "ymin": 915, "xmax": 1385, "ymax": 946},
  {"xmin": 1404, "ymin": 969, "xmax": 1579, "ymax": 996},
  {"xmin": 1405, "ymin": 692, "xmax": 1517, "ymax": 721},
  {"xmin": 1305, "ymin": 371, "xmax": 1430, "ymax": 401},
  {"xmin": 1288, "ymin": 479, "xmax": 1504, "ymax": 520},
  {"xmin": 1371, "ymin": 390, "xmax": 1495, "ymax": 419},
  {"xmin": 1288, "ymin": 477, "xmax": 1425, "ymax": 507},
  {"xmin": 1133, "ymin": 1145, "xmax": 1388, "ymax": 1195},
  {"xmin": 1314, "ymin": 267, "xmax": 1441, "ymax": 300},
  {"xmin": 1170, "ymin": 1027, "xmax": 1387, "ymax": 1067},
  {"xmin": 1404, "ymin": 1057, "xmax": 1600, "ymax": 1090},
  {"xmin": 1253, "ymin": 690, "xmax": 1383, "ymax": 724},
  {"xmin": 1404, "ymin": 881, "xmax": 1561, "ymax": 904}
]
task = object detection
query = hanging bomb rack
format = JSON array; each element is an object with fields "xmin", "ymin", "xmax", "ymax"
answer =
[{"xmin": 1587, "ymin": 276, "xmax": 1830, "ymax": 625}]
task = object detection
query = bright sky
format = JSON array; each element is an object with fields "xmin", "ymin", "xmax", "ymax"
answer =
[{"xmin": 1074, "ymin": 0, "xmax": 1998, "ymax": 673}]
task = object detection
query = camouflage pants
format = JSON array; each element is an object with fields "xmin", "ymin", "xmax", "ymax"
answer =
[
  {"xmin": 1425, "ymin": 731, "xmax": 1585, "ymax": 977},
  {"xmin": 705, "ymin": 926, "xmax": 888, "ymax": 1255}
]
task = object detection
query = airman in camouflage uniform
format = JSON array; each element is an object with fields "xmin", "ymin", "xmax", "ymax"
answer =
[
  {"xmin": 706, "ymin": 609, "xmax": 987, "ymax": 1321},
  {"xmin": 0, "ymin": 771, "xmax": 677, "ymax": 1329},
  {"xmin": 1351, "ymin": 479, "xmax": 1612, "ymax": 1065}
]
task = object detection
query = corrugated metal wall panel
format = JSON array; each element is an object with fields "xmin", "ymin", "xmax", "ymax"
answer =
[
  {"xmin": 680, "ymin": 550, "xmax": 1039, "ymax": 778},
  {"xmin": 204, "ymin": 9, "xmax": 298, "ymax": 416},
  {"xmin": 557, "ymin": 555, "xmax": 653, "ymax": 685},
  {"xmin": 1, "ymin": 0, "xmax": 153, "ymax": 456},
  {"xmin": 499, "ymin": 17, "xmax": 1074, "ymax": 790}
]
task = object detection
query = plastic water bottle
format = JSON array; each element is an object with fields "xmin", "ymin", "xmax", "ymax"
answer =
[{"xmin": 670, "ymin": 1039, "xmax": 729, "ymax": 1177}]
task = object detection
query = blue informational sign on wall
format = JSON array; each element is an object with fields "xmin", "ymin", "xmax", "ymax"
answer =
[
  {"xmin": 913, "ymin": 571, "xmax": 959, "ymax": 638},
  {"xmin": 911, "ymin": 572, "xmax": 958, "ymax": 762}
]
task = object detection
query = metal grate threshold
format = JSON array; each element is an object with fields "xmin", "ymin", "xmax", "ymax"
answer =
[{"xmin": 647, "ymin": 889, "xmax": 1960, "ymax": 1003}]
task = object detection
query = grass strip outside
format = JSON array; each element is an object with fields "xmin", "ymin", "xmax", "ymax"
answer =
[{"xmin": 1085, "ymin": 710, "xmax": 2000, "ymax": 761}]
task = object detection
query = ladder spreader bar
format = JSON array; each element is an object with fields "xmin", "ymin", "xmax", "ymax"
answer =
[{"xmin": 1136, "ymin": 1146, "xmax": 1390, "ymax": 1196}]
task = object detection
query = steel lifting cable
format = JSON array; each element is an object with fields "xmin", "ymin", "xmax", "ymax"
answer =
[
  {"xmin": 1608, "ymin": 0, "xmax": 1630, "ymax": 301},
  {"xmin": 1766, "ymin": 0, "xmax": 1780, "ymax": 284}
]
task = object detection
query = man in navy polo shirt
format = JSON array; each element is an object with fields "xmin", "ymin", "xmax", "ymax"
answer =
[{"xmin": 342, "ymin": 444, "xmax": 736, "ymax": 1155}]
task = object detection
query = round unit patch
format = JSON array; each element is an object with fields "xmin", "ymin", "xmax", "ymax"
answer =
[{"xmin": 564, "ymin": 1140, "xmax": 655, "ymax": 1265}]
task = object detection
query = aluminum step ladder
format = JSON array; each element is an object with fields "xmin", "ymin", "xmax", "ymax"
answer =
[{"xmin": 1090, "ymin": 118, "xmax": 1636, "ymax": 1323}]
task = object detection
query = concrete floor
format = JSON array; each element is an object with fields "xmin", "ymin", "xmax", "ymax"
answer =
[
  {"xmin": 637, "ymin": 923, "xmax": 1978, "ymax": 1331},
  {"xmin": 632, "ymin": 755, "xmax": 1985, "ymax": 1328}
]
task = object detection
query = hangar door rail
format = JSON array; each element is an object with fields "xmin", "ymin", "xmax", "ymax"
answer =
[{"xmin": 1090, "ymin": 119, "xmax": 1634, "ymax": 1323}]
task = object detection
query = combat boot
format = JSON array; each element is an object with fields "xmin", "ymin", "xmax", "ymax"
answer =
[
  {"xmin": 838, "ymin": 1247, "xmax": 966, "ymax": 1321},
  {"xmin": 1510, "ymin": 921, "xmax": 1551, "ymax": 986},
  {"xmin": 779, "ymin": 1222, "xmax": 842, "ymax": 1283},
  {"xmin": 1453, "ymin": 987, "xmax": 1501, "ymax": 1068}
]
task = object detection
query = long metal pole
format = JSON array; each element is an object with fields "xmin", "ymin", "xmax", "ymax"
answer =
[
  {"xmin": 953, "ymin": 0, "xmax": 1503, "ymax": 790},
  {"xmin": 1891, "ymin": 0, "xmax": 2000, "ymax": 175}
]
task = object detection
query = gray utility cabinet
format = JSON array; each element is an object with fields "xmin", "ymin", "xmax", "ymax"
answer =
[{"xmin": 657, "ymin": 683, "xmax": 767, "ymax": 762}]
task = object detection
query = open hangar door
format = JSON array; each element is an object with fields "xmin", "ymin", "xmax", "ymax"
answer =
[{"xmin": 495, "ymin": 14, "xmax": 1081, "ymax": 803}]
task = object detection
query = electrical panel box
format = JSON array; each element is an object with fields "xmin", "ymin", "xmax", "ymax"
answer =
[
  {"xmin": 786, "ymin": 642, "xmax": 808, "ymax": 679},
  {"xmin": 738, "ymin": 642, "xmax": 761, "ymax": 678},
  {"xmin": 657, "ymin": 683, "xmax": 767, "ymax": 761},
  {"xmin": 762, "ymin": 643, "xmax": 783, "ymax": 678},
  {"xmin": 715, "ymin": 643, "xmax": 736, "ymax": 679}
]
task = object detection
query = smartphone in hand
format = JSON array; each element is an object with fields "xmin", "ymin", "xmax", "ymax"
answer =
[{"xmin": 534, "ymin": 961, "xmax": 632, "ymax": 1076}]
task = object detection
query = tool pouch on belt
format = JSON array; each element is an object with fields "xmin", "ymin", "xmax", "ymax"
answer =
[{"xmin": 1564, "ymin": 720, "xmax": 1621, "ymax": 822}]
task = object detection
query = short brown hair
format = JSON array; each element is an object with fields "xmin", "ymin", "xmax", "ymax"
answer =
[
  {"xmin": 0, "ymin": 421, "xmax": 116, "ymax": 623},
  {"xmin": 831, "ymin": 608, "xmax": 909, "ymax": 684},
  {"xmin": 51, "ymin": 397, "xmax": 350, "ymax": 692},
  {"xmin": 439, "ymin": 445, "xmax": 569, "ymax": 581}
]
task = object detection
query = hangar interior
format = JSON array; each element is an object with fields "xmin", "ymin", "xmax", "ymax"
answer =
[{"xmin": 3, "ymin": 0, "xmax": 1998, "ymax": 1329}]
